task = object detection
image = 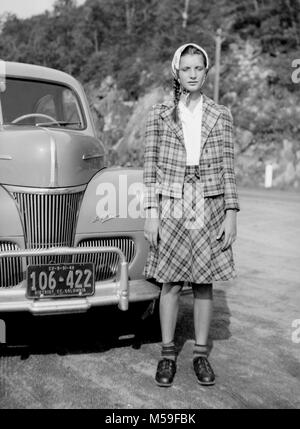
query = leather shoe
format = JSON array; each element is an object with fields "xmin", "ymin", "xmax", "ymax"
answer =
[
  {"xmin": 155, "ymin": 358, "xmax": 176, "ymax": 387},
  {"xmin": 193, "ymin": 356, "xmax": 215, "ymax": 386}
]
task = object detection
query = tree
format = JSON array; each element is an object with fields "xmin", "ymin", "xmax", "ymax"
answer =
[{"xmin": 53, "ymin": 0, "xmax": 77, "ymax": 15}]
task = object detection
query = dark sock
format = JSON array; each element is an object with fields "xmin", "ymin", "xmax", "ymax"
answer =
[
  {"xmin": 161, "ymin": 341, "xmax": 177, "ymax": 361},
  {"xmin": 193, "ymin": 343, "xmax": 208, "ymax": 360}
]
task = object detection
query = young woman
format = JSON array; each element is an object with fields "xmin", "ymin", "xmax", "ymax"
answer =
[{"xmin": 143, "ymin": 43, "xmax": 239, "ymax": 387}]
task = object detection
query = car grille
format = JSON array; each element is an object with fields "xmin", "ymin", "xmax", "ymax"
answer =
[
  {"xmin": 0, "ymin": 189, "xmax": 136, "ymax": 288},
  {"xmin": 75, "ymin": 237, "xmax": 135, "ymax": 281},
  {"xmin": 0, "ymin": 242, "xmax": 23, "ymax": 288},
  {"xmin": 13, "ymin": 190, "xmax": 83, "ymax": 265}
]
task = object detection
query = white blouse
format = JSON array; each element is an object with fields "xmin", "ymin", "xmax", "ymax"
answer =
[{"xmin": 178, "ymin": 96, "xmax": 203, "ymax": 166}]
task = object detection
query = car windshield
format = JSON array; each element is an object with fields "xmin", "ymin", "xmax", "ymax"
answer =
[{"xmin": 0, "ymin": 77, "xmax": 85, "ymax": 129}]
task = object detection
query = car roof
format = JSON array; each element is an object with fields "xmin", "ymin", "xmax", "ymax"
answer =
[{"xmin": 4, "ymin": 61, "xmax": 80, "ymax": 88}]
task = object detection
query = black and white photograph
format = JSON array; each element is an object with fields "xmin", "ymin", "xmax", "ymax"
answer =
[{"xmin": 0, "ymin": 0, "xmax": 299, "ymax": 412}]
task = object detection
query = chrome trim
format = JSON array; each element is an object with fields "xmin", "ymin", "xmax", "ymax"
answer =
[
  {"xmin": 0, "ymin": 242, "xmax": 23, "ymax": 288},
  {"xmin": 0, "ymin": 246, "xmax": 127, "ymax": 264},
  {"xmin": 0, "ymin": 279, "xmax": 160, "ymax": 315},
  {"xmin": 82, "ymin": 153, "xmax": 104, "ymax": 160},
  {"xmin": 0, "ymin": 155, "xmax": 12, "ymax": 160},
  {"xmin": 75, "ymin": 237, "xmax": 135, "ymax": 282},
  {"xmin": 4, "ymin": 184, "xmax": 86, "ymax": 194},
  {"xmin": 0, "ymin": 246, "xmax": 129, "ymax": 311},
  {"xmin": 49, "ymin": 134, "xmax": 57, "ymax": 187},
  {"xmin": 36, "ymin": 127, "xmax": 59, "ymax": 187},
  {"xmin": 12, "ymin": 190, "xmax": 84, "ymax": 266}
]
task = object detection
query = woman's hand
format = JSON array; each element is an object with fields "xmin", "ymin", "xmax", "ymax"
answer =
[
  {"xmin": 144, "ymin": 208, "xmax": 160, "ymax": 249},
  {"xmin": 217, "ymin": 209, "xmax": 237, "ymax": 251}
]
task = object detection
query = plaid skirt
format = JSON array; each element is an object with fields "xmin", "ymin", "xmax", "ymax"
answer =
[{"xmin": 143, "ymin": 165, "xmax": 236, "ymax": 284}]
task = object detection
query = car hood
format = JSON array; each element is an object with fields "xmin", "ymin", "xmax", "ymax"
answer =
[{"xmin": 0, "ymin": 126, "xmax": 104, "ymax": 188}]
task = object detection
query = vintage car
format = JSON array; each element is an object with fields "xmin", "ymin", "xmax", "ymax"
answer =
[{"xmin": 0, "ymin": 61, "xmax": 160, "ymax": 318}]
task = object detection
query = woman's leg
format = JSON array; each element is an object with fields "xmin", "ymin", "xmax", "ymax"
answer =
[
  {"xmin": 155, "ymin": 281, "xmax": 183, "ymax": 387},
  {"xmin": 191, "ymin": 282, "xmax": 215, "ymax": 385},
  {"xmin": 159, "ymin": 281, "xmax": 183, "ymax": 344},
  {"xmin": 192, "ymin": 283, "xmax": 213, "ymax": 347}
]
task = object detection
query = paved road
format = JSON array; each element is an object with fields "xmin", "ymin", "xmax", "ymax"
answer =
[{"xmin": 0, "ymin": 188, "xmax": 299, "ymax": 409}]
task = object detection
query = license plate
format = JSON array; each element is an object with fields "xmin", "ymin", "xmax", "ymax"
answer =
[{"xmin": 26, "ymin": 263, "xmax": 95, "ymax": 299}]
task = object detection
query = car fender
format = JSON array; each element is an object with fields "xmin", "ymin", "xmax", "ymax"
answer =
[{"xmin": 76, "ymin": 167, "xmax": 146, "ymax": 234}]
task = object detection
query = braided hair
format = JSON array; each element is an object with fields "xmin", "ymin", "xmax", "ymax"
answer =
[{"xmin": 172, "ymin": 77, "xmax": 181, "ymax": 123}]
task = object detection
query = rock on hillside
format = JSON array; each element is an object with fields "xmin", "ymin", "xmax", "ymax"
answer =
[
  {"xmin": 87, "ymin": 41, "xmax": 300, "ymax": 190},
  {"xmin": 87, "ymin": 78, "xmax": 169, "ymax": 167}
]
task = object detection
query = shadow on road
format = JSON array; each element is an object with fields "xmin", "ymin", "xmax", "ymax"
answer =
[
  {"xmin": 0, "ymin": 288, "xmax": 231, "ymax": 360},
  {"xmin": 0, "ymin": 301, "xmax": 161, "ymax": 359}
]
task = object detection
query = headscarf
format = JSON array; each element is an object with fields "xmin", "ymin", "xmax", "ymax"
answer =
[{"xmin": 171, "ymin": 43, "xmax": 209, "ymax": 80}]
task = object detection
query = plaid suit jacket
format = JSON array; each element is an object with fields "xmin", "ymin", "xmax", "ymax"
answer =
[{"xmin": 143, "ymin": 94, "xmax": 239, "ymax": 212}]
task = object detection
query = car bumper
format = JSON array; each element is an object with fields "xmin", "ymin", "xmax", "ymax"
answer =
[
  {"xmin": 0, "ymin": 278, "xmax": 160, "ymax": 315},
  {"xmin": 0, "ymin": 246, "xmax": 160, "ymax": 316}
]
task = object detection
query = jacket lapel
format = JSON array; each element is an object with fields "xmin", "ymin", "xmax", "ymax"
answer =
[
  {"xmin": 200, "ymin": 94, "xmax": 221, "ymax": 154},
  {"xmin": 159, "ymin": 103, "xmax": 185, "ymax": 148}
]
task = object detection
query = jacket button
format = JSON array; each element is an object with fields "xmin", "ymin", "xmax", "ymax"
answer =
[{"xmin": 207, "ymin": 163, "xmax": 211, "ymax": 168}]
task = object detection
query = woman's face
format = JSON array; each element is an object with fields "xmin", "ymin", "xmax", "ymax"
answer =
[{"xmin": 178, "ymin": 53, "xmax": 206, "ymax": 93}]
